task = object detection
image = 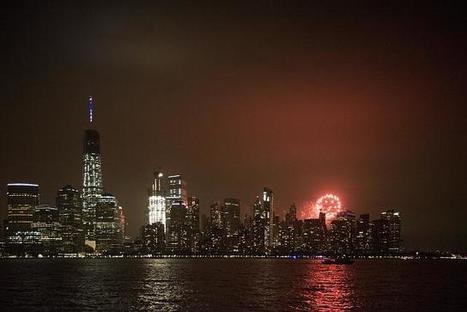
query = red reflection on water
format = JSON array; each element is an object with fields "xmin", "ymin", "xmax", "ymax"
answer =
[{"xmin": 302, "ymin": 261, "xmax": 355, "ymax": 311}]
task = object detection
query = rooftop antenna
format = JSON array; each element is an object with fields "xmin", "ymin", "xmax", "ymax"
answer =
[{"xmin": 88, "ymin": 96, "xmax": 94, "ymax": 124}]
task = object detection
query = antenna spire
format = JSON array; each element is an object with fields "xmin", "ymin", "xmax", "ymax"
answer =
[{"xmin": 88, "ymin": 96, "xmax": 94, "ymax": 124}]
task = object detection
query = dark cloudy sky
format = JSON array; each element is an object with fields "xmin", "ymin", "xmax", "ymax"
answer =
[{"xmin": 1, "ymin": 1, "xmax": 466, "ymax": 251}]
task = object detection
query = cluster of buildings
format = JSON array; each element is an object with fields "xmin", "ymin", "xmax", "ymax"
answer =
[
  {"xmin": 140, "ymin": 174, "xmax": 402, "ymax": 256},
  {"xmin": 1, "ymin": 183, "xmax": 125, "ymax": 256},
  {"xmin": 0, "ymin": 97, "xmax": 402, "ymax": 257},
  {"xmin": 1, "ymin": 97, "xmax": 126, "ymax": 256}
]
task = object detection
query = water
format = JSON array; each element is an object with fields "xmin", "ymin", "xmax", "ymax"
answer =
[{"xmin": 0, "ymin": 259, "xmax": 465, "ymax": 311}]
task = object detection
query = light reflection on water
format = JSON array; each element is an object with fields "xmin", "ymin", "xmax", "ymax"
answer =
[
  {"xmin": 0, "ymin": 259, "xmax": 466, "ymax": 311},
  {"xmin": 302, "ymin": 263, "xmax": 354, "ymax": 311}
]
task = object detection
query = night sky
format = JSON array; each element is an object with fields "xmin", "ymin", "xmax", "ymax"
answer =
[{"xmin": 1, "ymin": 2, "xmax": 466, "ymax": 251}]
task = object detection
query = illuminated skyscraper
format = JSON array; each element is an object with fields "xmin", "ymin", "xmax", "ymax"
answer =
[
  {"xmin": 187, "ymin": 196, "xmax": 200, "ymax": 252},
  {"xmin": 142, "ymin": 222, "xmax": 165, "ymax": 254},
  {"xmin": 166, "ymin": 174, "xmax": 188, "ymax": 253},
  {"xmin": 356, "ymin": 213, "xmax": 372, "ymax": 255},
  {"xmin": 187, "ymin": 196, "xmax": 200, "ymax": 234},
  {"xmin": 223, "ymin": 198, "xmax": 240, "ymax": 237},
  {"xmin": 117, "ymin": 205, "xmax": 126, "ymax": 239},
  {"xmin": 166, "ymin": 174, "xmax": 188, "ymax": 206},
  {"xmin": 208, "ymin": 201, "xmax": 225, "ymax": 254},
  {"xmin": 32, "ymin": 204, "xmax": 62, "ymax": 255},
  {"xmin": 82, "ymin": 97, "xmax": 104, "ymax": 247},
  {"xmin": 95, "ymin": 193, "xmax": 122, "ymax": 253},
  {"xmin": 329, "ymin": 210, "xmax": 357, "ymax": 255},
  {"xmin": 5, "ymin": 183, "xmax": 41, "ymax": 255},
  {"xmin": 223, "ymin": 198, "xmax": 240, "ymax": 253},
  {"xmin": 252, "ymin": 196, "xmax": 264, "ymax": 254},
  {"xmin": 148, "ymin": 171, "xmax": 166, "ymax": 227},
  {"xmin": 210, "ymin": 201, "xmax": 223, "ymax": 229},
  {"xmin": 262, "ymin": 187, "xmax": 274, "ymax": 251},
  {"xmin": 56, "ymin": 185, "xmax": 84, "ymax": 253},
  {"xmin": 380, "ymin": 209, "xmax": 402, "ymax": 253},
  {"xmin": 302, "ymin": 215, "xmax": 327, "ymax": 254},
  {"xmin": 251, "ymin": 188, "xmax": 274, "ymax": 255}
]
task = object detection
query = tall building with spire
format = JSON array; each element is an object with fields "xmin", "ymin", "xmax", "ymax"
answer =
[
  {"xmin": 82, "ymin": 96, "xmax": 104, "ymax": 248},
  {"xmin": 148, "ymin": 171, "xmax": 166, "ymax": 227}
]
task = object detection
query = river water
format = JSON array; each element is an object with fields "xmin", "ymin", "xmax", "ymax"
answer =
[{"xmin": 0, "ymin": 258, "xmax": 465, "ymax": 311}]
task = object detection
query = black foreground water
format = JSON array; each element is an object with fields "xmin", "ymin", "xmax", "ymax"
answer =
[{"xmin": 0, "ymin": 259, "xmax": 465, "ymax": 311}]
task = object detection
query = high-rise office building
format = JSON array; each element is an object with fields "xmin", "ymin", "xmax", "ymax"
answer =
[
  {"xmin": 187, "ymin": 196, "xmax": 200, "ymax": 252},
  {"xmin": 285, "ymin": 203, "xmax": 297, "ymax": 224},
  {"xmin": 302, "ymin": 213, "xmax": 327, "ymax": 254},
  {"xmin": 277, "ymin": 203, "xmax": 300, "ymax": 254},
  {"xmin": 166, "ymin": 174, "xmax": 187, "ymax": 232},
  {"xmin": 165, "ymin": 174, "xmax": 189, "ymax": 253},
  {"xmin": 262, "ymin": 187, "xmax": 274, "ymax": 251},
  {"xmin": 252, "ymin": 196, "xmax": 264, "ymax": 254},
  {"xmin": 380, "ymin": 210, "xmax": 401, "ymax": 253},
  {"xmin": 207, "ymin": 201, "xmax": 225, "ymax": 254},
  {"xmin": 148, "ymin": 171, "xmax": 166, "ymax": 227},
  {"xmin": 223, "ymin": 198, "xmax": 240, "ymax": 237},
  {"xmin": 32, "ymin": 204, "xmax": 62, "ymax": 255},
  {"xmin": 356, "ymin": 213, "xmax": 372, "ymax": 255},
  {"xmin": 187, "ymin": 196, "xmax": 200, "ymax": 233},
  {"xmin": 5, "ymin": 183, "xmax": 41, "ymax": 255},
  {"xmin": 166, "ymin": 201, "xmax": 189, "ymax": 254},
  {"xmin": 142, "ymin": 222, "xmax": 165, "ymax": 254},
  {"xmin": 210, "ymin": 201, "xmax": 224, "ymax": 229},
  {"xmin": 328, "ymin": 210, "xmax": 356, "ymax": 255},
  {"xmin": 117, "ymin": 205, "xmax": 126, "ymax": 240},
  {"xmin": 223, "ymin": 198, "xmax": 240, "ymax": 253},
  {"xmin": 56, "ymin": 185, "xmax": 84, "ymax": 253},
  {"xmin": 95, "ymin": 193, "xmax": 122, "ymax": 253},
  {"xmin": 82, "ymin": 97, "xmax": 104, "ymax": 247}
]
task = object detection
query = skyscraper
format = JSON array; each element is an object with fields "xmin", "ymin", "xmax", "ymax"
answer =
[
  {"xmin": 223, "ymin": 198, "xmax": 240, "ymax": 237},
  {"xmin": 356, "ymin": 213, "xmax": 372, "ymax": 255},
  {"xmin": 95, "ymin": 193, "xmax": 122, "ymax": 253},
  {"xmin": 82, "ymin": 97, "xmax": 104, "ymax": 248},
  {"xmin": 329, "ymin": 210, "xmax": 357, "ymax": 255},
  {"xmin": 5, "ymin": 183, "xmax": 41, "ymax": 255},
  {"xmin": 165, "ymin": 174, "xmax": 188, "ymax": 253},
  {"xmin": 210, "ymin": 201, "xmax": 224, "ymax": 229},
  {"xmin": 262, "ymin": 187, "xmax": 274, "ymax": 251},
  {"xmin": 302, "ymin": 216, "xmax": 327, "ymax": 254},
  {"xmin": 187, "ymin": 196, "xmax": 200, "ymax": 252},
  {"xmin": 166, "ymin": 174, "xmax": 188, "ymax": 207},
  {"xmin": 142, "ymin": 222, "xmax": 165, "ymax": 254},
  {"xmin": 187, "ymin": 196, "xmax": 200, "ymax": 234},
  {"xmin": 56, "ymin": 185, "xmax": 84, "ymax": 253},
  {"xmin": 252, "ymin": 196, "xmax": 264, "ymax": 254},
  {"xmin": 208, "ymin": 201, "xmax": 225, "ymax": 254},
  {"xmin": 380, "ymin": 210, "xmax": 402, "ymax": 253},
  {"xmin": 148, "ymin": 171, "xmax": 166, "ymax": 227},
  {"xmin": 223, "ymin": 198, "xmax": 240, "ymax": 253},
  {"xmin": 32, "ymin": 204, "xmax": 62, "ymax": 255}
]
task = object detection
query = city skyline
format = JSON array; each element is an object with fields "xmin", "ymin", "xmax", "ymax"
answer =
[
  {"xmin": 0, "ymin": 100, "xmax": 454, "ymax": 255},
  {"xmin": 1, "ymin": 2, "xmax": 466, "ymax": 252},
  {"xmin": 2, "ymin": 3, "xmax": 466, "ymax": 311},
  {"xmin": 1, "ymin": 98, "xmax": 401, "ymax": 243},
  {"xmin": 2, "ymin": 176, "xmax": 403, "ymax": 257}
]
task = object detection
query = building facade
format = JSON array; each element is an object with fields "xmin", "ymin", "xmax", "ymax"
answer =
[
  {"xmin": 4, "ymin": 183, "xmax": 41, "ymax": 255},
  {"xmin": 56, "ymin": 185, "xmax": 84, "ymax": 253},
  {"xmin": 95, "ymin": 193, "xmax": 122, "ymax": 253},
  {"xmin": 148, "ymin": 171, "xmax": 166, "ymax": 227},
  {"xmin": 32, "ymin": 204, "xmax": 62, "ymax": 255},
  {"xmin": 82, "ymin": 128, "xmax": 104, "ymax": 247}
]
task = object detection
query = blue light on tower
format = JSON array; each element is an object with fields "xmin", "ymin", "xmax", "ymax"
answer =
[{"xmin": 88, "ymin": 96, "xmax": 94, "ymax": 123}]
